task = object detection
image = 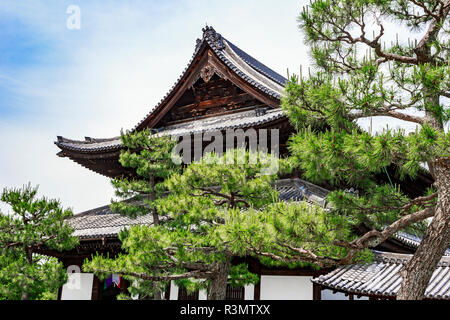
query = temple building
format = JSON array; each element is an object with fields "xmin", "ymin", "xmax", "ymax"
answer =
[{"xmin": 49, "ymin": 26, "xmax": 447, "ymax": 300}]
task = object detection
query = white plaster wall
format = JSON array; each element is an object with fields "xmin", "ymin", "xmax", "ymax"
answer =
[
  {"xmin": 199, "ymin": 289, "xmax": 207, "ymax": 300},
  {"xmin": 60, "ymin": 273, "xmax": 94, "ymax": 300},
  {"xmin": 260, "ymin": 276, "xmax": 312, "ymax": 300},
  {"xmin": 169, "ymin": 281, "xmax": 179, "ymax": 300},
  {"xmin": 244, "ymin": 284, "xmax": 254, "ymax": 300}
]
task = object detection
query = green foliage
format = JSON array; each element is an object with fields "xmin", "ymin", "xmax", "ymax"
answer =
[
  {"xmin": 85, "ymin": 148, "xmax": 279, "ymax": 299},
  {"xmin": 293, "ymin": 0, "xmax": 449, "ymax": 129},
  {"xmin": 222, "ymin": 201, "xmax": 358, "ymax": 268},
  {"xmin": 0, "ymin": 184, "xmax": 78, "ymax": 299},
  {"xmin": 110, "ymin": 129, "xmax": 181, "ymax": 218},
  {"xmin": 227, "ymin": 264, "xmax": 260, "ymax": 287},
  {"xmin": 288, "ymin": 125, "xmax": 449, "ymax": 189},
  {"xmin": 0, "ymin": 253, "xmax": 66, "ymax": 300},
  {"xmin": 328, "ymin": 185, "xmax": 428, "ymax": 234},
  {"xmin": 281, "ymin": 0, "xmax": 449, "ymax": 260}
]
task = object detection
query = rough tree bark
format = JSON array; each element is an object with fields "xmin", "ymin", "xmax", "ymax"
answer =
[
  {"xmin": 397, "ymin": 157, "xmax": 450, "ymax": 299},
  {"xmin": 21, "ymin": 247, "xmax": 33, "ymax": 300},
  {"xmin": 149, "ymin": 174, "xmax": 159, "ymax": 225},
  {"xmin": 396, "ymin": 20, "xmax": 449, "ymax": 296},
  {"xmin": 395, "ymin": 1, "xmax": 449, "ymax": 296},
  {"xmin": 207, "ymin": 257, "xmax": 230, "ymax": 300}
]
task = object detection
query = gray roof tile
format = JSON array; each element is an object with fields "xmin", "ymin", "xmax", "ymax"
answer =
[
  {"xmin": 312, "ymin": 250, "xmax": 450, "ymax": 299},
  {"xmin": 68, "ymin": 204, "xmax": 154, "ymax": 239},
  {"xmin": 55, "ymin": 26, "xmax": 288, "ymax": 153},
  {"xmin": 393, "ymin": 231, "xmax": 450, "ymax": 256},
  {"xmin": 56, "ymin": 108, "xmax": 286, "ymax": 152}
]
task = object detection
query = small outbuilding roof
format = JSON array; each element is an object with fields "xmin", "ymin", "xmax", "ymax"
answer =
[
  {"xmin": 312, "ymin": 250, "xmax": 450, "ymax": 300},
  {"xmin": 392, "ymin": 231, "xmax": 450, "ymax": 256}
]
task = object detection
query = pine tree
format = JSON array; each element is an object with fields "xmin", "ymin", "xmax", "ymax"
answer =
[
  {"xmin": 280, "ymin": 0, "xmax": 449, "ymax": 299},
  {"xmin": 104, "ymin": 129, "xmax": 181, "ymax": 299},
  {"xmin": 110, "ymin": 129, "xmax": 181, "ymax": 223},
  {"xmin": 84, "ymin": 148, "xmax": 277, "ymax": 300},
  {"xmin": 0, "ymin": 184, "xmax": 78, "ymax": 300}
]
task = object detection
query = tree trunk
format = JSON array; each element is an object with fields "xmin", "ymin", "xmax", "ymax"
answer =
[
  {"xmin": 153, "ymin": 287, "xmax": 163, "ymax": 300},
  {"xmin": 397, "ymin": 157, "xmax": 450, "ymax": 300},
  {"xmin": 21, "ymin": 248, "xmax": 33, "ymax": 300},
  {"xmin": 149, "ymin": 174, "xmax": 159, "ymax": 225},
  {"xmin": 207, "ymin": 257, "xmax": 230, "ymax": 300}
]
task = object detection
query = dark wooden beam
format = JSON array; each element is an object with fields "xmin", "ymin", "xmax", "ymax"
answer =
[
  {"xmin": 254, "ymin": 274, "xmax": 261, "ymax": 301},
  {"xmin": 313, "ymin": 283, "xmax": 322, "ymax": 301},
  {"xmin": 144, "ymin": 50, "xmax": 211, "ymax": 129},
  {"xmin": 175, "ymin": 93, "xmax": 253, "ymax": 112},
  {"xmin": 57, "ymin": 286, "xmax": 63, "ymax": 300},
  {"xmin": 91, "ymin": 275, "xmax": 101, "ymax": 300},
  {"xmin": 164, "ymin": 282, "xmax": 171, "ymax": 300}
]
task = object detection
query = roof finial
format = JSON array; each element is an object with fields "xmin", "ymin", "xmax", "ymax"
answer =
[{"xmin": 202, "ymin": 22, "xmax": 211, "ymax": 33}]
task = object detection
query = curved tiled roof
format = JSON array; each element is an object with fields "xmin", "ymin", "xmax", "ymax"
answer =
[
  {"xmin": 68, "ymin": 204, "xmax": 154, "ymax": 239},
  {"xmin": 55, "ymin": 26, "xmax": 288, "ymax": 154},
  {"xmin": 225, "ymin": 39, "xmax": 287, "ymax": 87},
  {"xmin": 56, "ymin": 108, "xmax": 286, "ymax": 153},
  {"xmin": 392, "ymin": 231, "xmax": 450, "ymax": 256},
  {"xmin": 131, "ymin": 26, "xmax": 285, "ymax": 132},
  {"xmin": 312, "ymin": 250, "xmax": 450, "ymax": 300}
]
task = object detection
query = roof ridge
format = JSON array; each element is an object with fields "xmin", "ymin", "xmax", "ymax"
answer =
[
  {"xmin": 372, "ymin": 250, "xmax": 450, "ymax": 266},
  {"xmin": 56, "ymin": 136, "xmax": 121, "ymax": 145},
  {"xmin": 131, "ymin": 25, "xmax": 285, "ymax": 131},
  {"xmin": 223, "ymin": 37, "xmax": 287, "ymax": 86}
]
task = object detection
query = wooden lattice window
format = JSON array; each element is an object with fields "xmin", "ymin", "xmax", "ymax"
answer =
[
  {"xmin": 177, "ymin": 285, "xmax": 245, "ymax": 300},
  {"xmin": 226, "ymin": 285, "xmax": 245, "ymax": 300}
]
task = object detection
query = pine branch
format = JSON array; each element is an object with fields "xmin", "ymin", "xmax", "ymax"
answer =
[
  {"xmin": 93, "ymin": 269, "xmax": 216, "ymax": 281},
  {"xmin": 386, "ymin": 110, "xmax": 425, "ymax": 125},
  {"xmin": 409, "ymin": 0, "xmax": 440, "ymax": 20},
  {"xmin": 413, "ymin": 0, "xmax": 450, "ymax": 62},
  {"xmin": 349, "ymin": 109, "xmax": 425, "ymax": 125},
  {"xmin": 336, "ymin": 206, "xmax": 436, "ymax": 264}
]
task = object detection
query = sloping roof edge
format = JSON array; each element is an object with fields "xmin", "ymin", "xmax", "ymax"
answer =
[
  {"xmin": 312, "ymin": 250, "xmax": 450, "ymax": 299},
  {"xmin": 55, "ymin": 26, "xmax": 288, "ymax": 155}
]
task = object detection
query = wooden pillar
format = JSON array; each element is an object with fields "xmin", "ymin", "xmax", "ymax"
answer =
[
  {"xmin": 91, "ymin": 275, "xmax": 101, "ymax": 300},
  {"xmin": 164, "ymin": 282, "xmax": 171, "ymax": 300},
  {"xmin": 254, "ymin": 274, "xmax": 261, "ymax": 300},
  {"xmin": 312, "ymin": 283, "xmax": 322, "ymax": 301},
  {"xmin": 57, "ymin": 286, "xmax": 63, "ymax": 300},
  {"xmin": 120, "ymin": 279, "xmax": 129, "ymax": 295}
]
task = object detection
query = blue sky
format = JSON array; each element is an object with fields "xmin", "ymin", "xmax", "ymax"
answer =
[
  {"xmin": 0, "ymin": 0, "xmax": 314, "ymax": 213},
  {"xmin": 0, "ymin": 0, "xmax": 432, "ymax": 214}
]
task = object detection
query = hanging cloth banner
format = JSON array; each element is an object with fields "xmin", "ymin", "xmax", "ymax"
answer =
[
  {"xmin": 104, "ymin": 274, "xmax": 121, "ymax": 289},
  {"xmin": 112, "ymin": 274, "xmax": 121, "ymax": 288}
]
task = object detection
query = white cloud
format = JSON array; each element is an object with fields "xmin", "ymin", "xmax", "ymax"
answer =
[
  {"xmin": 0, "ymin": 0, "xmax": 310, "ymax": 213},
  {"xmin": 1, "ymin": 0, "xmax": 443, "ymax": 214}
]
